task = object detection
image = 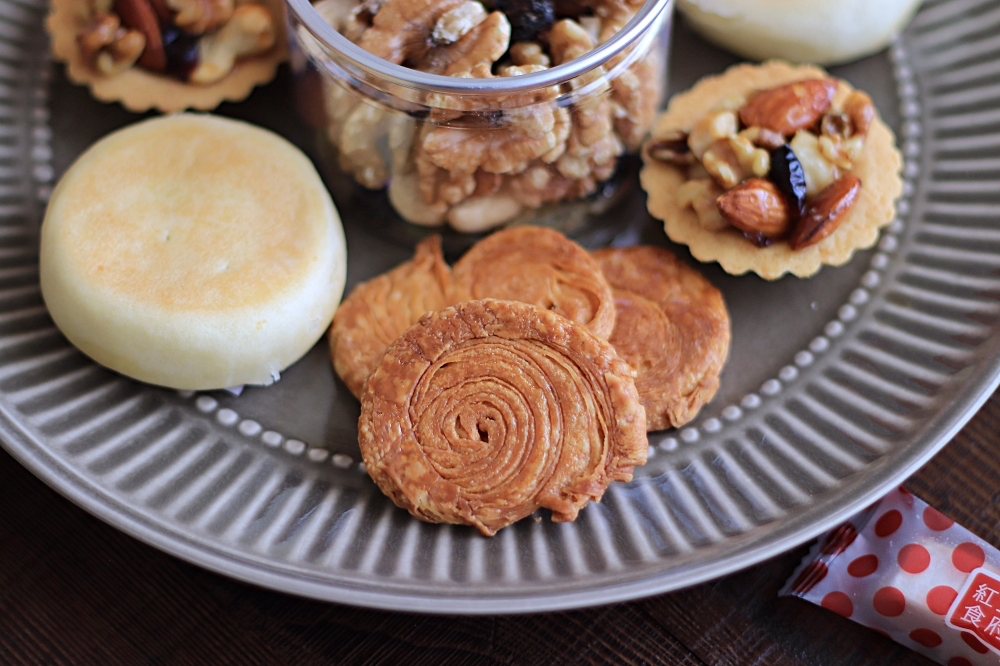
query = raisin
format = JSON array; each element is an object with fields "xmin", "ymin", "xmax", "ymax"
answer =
[
  {"xmin": 162, "ymin": 25, "xmax": 200, "ymax": 80},
  {"xmin": 768, "ymin": 144, "xmax": 807, "ymax": 216},
  {"xmin": 495, "ymin": 0, "xmax": 554, "ymax": 42}
]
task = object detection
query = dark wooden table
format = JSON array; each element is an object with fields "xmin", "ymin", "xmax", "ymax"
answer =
[
  {"xmin": 7, "ymin": 14, "xmax": 994, "ymax": 664},
  {"xmin": 3, "ymin": 386, "xmax": 998, "ymax": 665}
]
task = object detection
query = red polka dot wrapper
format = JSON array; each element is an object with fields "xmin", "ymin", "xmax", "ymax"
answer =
[{"xmin": 781, "ymin": 487, "xmax": 1000, "ymax": 665}]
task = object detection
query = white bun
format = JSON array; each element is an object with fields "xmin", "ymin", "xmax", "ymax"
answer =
[
  {"xmin": 40, "ymin": 114, "xmax": 347, "ymax": 390},
  {"xmin": 677, "ymin": 0, "xmax": 922, "ymax": 65}
]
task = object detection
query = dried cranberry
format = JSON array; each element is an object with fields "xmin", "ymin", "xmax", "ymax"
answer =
[
  {"xmin": 768, "ymin": 144, "xmax": 807, "ymax": 216},
  {"xmin": 495, "ymin": 0, "xmax": 555, "ymax": 42},
  {"xmin": 162, "ymin": 25, "xmax": 200, "ymax": 80}
]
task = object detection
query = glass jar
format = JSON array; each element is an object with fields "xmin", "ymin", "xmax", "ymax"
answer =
[{"xmin": 286, "ymin": 0, "xmax": 674, "ymax": 243}]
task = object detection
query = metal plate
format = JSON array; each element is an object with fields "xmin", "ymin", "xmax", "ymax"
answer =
[{"xmin": 3, "ymin": 0, "xmax": 1000, "ymax": 614}]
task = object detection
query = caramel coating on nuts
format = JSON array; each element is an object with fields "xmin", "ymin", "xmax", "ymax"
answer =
[
  {"xmin": 78, "ymin": 13, "xmax": 146, "ymax": 76},
  {"xmin": 358, "ymin": 299, "xmax": 647, "ymax": 536},
  {"xmin": 190, "ymin": 4, "xmax": 276, "ymax": 85},
  {"xmin": 168, "ymin": 0, "xmax": 233, "ymax": 34},
  {"xmin": 641, "ymin": 61, "xmax": 903, "ymax": 280},
  {"xmin": 593, "ymin": 246, "xmax": 730, "ymax": 431}
]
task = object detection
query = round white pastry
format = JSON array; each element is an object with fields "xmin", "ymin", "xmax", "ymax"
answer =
[
  {"xmin": 41, "ymin": 114, "xmax": 347, "ymax": 390},
  {"xmin": 677, "ymin": 0, "xmax": 922, "ymax": 65}
]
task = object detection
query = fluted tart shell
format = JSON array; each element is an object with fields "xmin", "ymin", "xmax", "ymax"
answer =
[
  {"xmin": 46, "ymin": 0, "xmax": 287, "ymax": 112},
  {"xmin": 640, "ymin": 61, "xmax": 903, "ymax": 280}
]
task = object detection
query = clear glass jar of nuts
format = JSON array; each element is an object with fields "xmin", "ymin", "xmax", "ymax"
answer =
[{"xmin": 286, "ymin": 0, "xmax": 673, "ymax": 237}]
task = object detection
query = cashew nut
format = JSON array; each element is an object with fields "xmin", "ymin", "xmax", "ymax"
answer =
[
  {"xmin": 389, "ymin": 173, "xmax": 448, "ymax": 226},
  {"xmin": 446, "ymin": 194, "xmax": 522, "ymax": 232},
  {"xmin": 168, "ymin": 0, "xmax": 234, "ymax": 33},
  {"xmin": 189, "ymin": 4, "xmax": 275, "ymax": 84}
]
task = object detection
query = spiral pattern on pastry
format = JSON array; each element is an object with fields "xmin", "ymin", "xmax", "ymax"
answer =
[
  {"xmin": 359, "ymin": 299, "xmax": 647, "ymax": 536},
  {"xmin": 593, "ymin": 246, "xmax": 730, "ymax": 431},
  {"xmin": 450, "ymin": 226, "xmax": 616, "ymax": 340},
  {"xmin": 330, "ymin": 236, "xmax": 451, "ymax": 398}
]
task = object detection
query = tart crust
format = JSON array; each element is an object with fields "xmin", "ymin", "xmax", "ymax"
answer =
[
  {"xmin": 46, "ymin": 0, "xmax": 287, "ymax": 112},
  {"xmin": 640, "ymin": 61, "xmax": 903, "ymax": 280}
]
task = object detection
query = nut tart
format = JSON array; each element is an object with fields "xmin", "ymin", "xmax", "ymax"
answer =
[
  {"xmin": 450, "ymin": 226, "xmax": 616, "ymax": 339},
  {"xmin": 593, "ymin": 246, "xmax": 730, "ymax": 431},
  {"xmin": 330, "ymin": 235, "xmax": 452, "ymax": 399},
  {"xmin": 640, "ymin": 61, "xmax": 903, "ymax": 279},
  {"xmin": 47, "ymin": 0, "xmax": 287, "ymax": 112},
  {"xmin": 358, "ymin": 299, "xmax": 647, "ymax": 536}
]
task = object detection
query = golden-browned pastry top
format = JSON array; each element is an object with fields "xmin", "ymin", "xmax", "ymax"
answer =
[
  {"xmin": 358, "ymin": 298, "xmax": 647, "ymax": 536},
  {"xmin": 593, "ymin": 246, "xmax": 730, "ymax": 431},
  {"xmin": 44, "ymin": 114, "xmax": 336, "ymax": 312},
  {"xmin": 330, "ymin": 236, "xmax": 452, "ymax": 398},
  {"xmin": 450, "ymin": 226, "xmax": 616, "ymax": 339}
]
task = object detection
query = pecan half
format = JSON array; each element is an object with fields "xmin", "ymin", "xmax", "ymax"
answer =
[
  {"xmin": 739, "ymin": 79, "xmax": 837, "ymax": 137},
  {"xmin": 646, "ymin": 131, "xmax": 692, "ymax": 165},
  {"xmin": 716, "ymin": 177, "xmax": 791, "ymax": 240},
  {"xmin": 789, "ymin": 174, "xmax": 861, "ymax": 249},
  {"xmin": 114, "ymin": 0, "xmax": 164, "ymax": 71},
  {"xmin": 79, "ymin": 13, "xmax": 120, "ymax": 55}
]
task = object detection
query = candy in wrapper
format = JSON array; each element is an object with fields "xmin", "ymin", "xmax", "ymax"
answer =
[{"xmin": 781, "ymin": 487, "xmax": 1000, "ymax": 665}]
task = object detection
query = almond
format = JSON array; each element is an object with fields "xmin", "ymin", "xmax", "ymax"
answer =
[
  {"xmin": 739, "ymin": 79, "xmax": 837, "ymax": 137},
  {"xmin": 716, "ymin": 177, "xmax": 791, "ymax": 240},
  {"xmin": 114, "ymin": 0, "xmax": 164, "ymax": 71},
  {"xmin": 789, "ymin": 174, "xmax": 862, "ymax": 249}
]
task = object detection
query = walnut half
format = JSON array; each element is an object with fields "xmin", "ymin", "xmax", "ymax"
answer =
[
  {"xmin": 78, "ymin": 13, "xmax": 147, "ymax": 76},
  {"xmin": 168, "ymin": 0, "xmax": 234, "ymax": 34},
  {"xmin": 189, "ymin": 4, "xmax": 275, "ymax": 84}
]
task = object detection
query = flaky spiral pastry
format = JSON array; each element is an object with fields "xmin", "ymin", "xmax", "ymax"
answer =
[
  {"xmin": 330, "ymin": 236, "xmax": 451, "ymax": 398},
  {"xmin": 450, "ymin": 227, "xmax": 616, "ymax": 340},
  {"xmin": 359, "ymin": 299, "xmax": 647, "ymax": 536},
  {"xmin": 593, "ymin": 246, "xmax": 730, "ymax": 431}
]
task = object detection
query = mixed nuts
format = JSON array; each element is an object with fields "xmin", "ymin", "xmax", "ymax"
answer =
[
  {"xmin": 76, "ymin": 0, "xmax": 277, "ymax": 83},
  {"xmin": 650, "ymin": 77, "xmax": 876, "ymax": 250},
  {"xmin": 308, "ymin": 0, "xmax": 664, "ymax": 232}
]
